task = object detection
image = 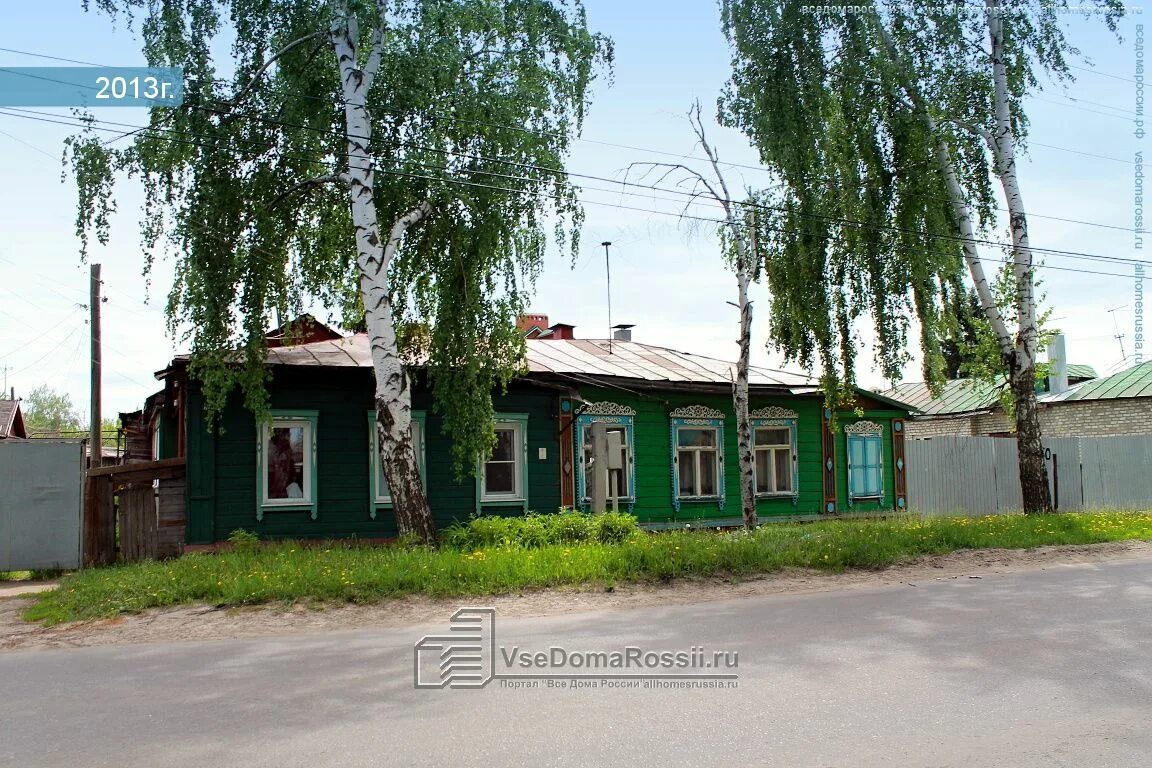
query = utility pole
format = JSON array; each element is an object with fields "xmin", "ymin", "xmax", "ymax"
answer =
[
  {"xmin": 601, "ymin": 241, "xmax": 613, "ymax": 354},
  {"xmin": 89, "ymin": 263, "xmax": 102, "ymax": 469}
]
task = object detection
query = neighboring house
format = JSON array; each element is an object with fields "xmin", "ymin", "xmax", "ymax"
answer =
[
  {"xmin": 887, "ymin": 359, "xmax": 1152, "ymax": 439},
  {"xmin": 1036, "ymin": 361, "xmax": 1152, "ymax": 437},
  {"xmin": 137, "ymin": 316, "xmax": 914, "ymax": 543},
  {"xmin": 0, "ymin": 398, "xmax": 28, "ymax": 439},
  {"xmin": 265, "ymin": 313, "xmax": 345, "ymax": 348}
]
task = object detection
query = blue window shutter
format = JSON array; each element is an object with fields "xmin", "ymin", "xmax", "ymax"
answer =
[{"xmin": 847, "ymin": 432, "xmax": 884, "ymax": 501}]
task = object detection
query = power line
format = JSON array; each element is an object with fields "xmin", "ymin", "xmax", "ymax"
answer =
[
  {"xmin": 2, "ymin": 104, "xmax": 1146, "ymax": 273},
  {"xmin": 0, "ymin": 43, "xmax": 1138, "ymax": 194},
  {"xmin": 0, "ymin": 309, "xmax": 85, "ymax": 359},
  {"xmin": 1031, "ymin": 95, "xmax": 1135, "ymax": 121},
  {"xmin": 1028, "ymin": 141, "xmax": 1130, "ymax": 165},
  {"xmin": 0, "ymin": 102, "xmax": 1144, "ymax": 285},
  {"xmin": 8, "ymin": 328, "xmax": 81, "ymax": 376},
  {"xmin": 1067, "ymin": 63, "xmax": 1138, "ymax": 84}
]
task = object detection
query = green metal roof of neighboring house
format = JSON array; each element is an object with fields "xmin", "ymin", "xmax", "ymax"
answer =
[
  {"xmin": 1041, "ymin": 360, "xmax": 1152, "ymax": 402},
  {"xmin": 1066, "ymin": 363, "xmax": 1097, "ymax": 380},
  {"xmin": 883, "ymin": 378, "xmax": 1003, "ymax": 416}
]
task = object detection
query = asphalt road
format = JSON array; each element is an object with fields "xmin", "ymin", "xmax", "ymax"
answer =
[{"xmin": 3, "ymin": 558, "xmax": 1152, "ymax": 767}]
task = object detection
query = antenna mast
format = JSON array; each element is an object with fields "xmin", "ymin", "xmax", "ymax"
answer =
[
  {"xmin": 602, "ymin": 241, "xmax": 613, "ymax": 354},
  {"xmin": 1108, "ymin": 305, "xmax": 1128, "ymax": 364}
]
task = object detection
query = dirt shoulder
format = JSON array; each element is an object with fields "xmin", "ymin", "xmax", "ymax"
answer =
[{"xmin": 3, "ymin": 540, "xmax": 1150, "ymax": 653}]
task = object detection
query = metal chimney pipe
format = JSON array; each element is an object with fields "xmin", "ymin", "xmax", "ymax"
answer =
[{"xmin": 1048, "ymin": 333, "xmax": 1068, "ymax": 395}]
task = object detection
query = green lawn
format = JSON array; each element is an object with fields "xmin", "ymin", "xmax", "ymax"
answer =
[{"xmin": 23, "ymin": 511, "xmax": 1152, "ymax": 625}]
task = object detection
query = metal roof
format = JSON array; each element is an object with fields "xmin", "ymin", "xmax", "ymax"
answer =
[
  {"xmin": 263, "ymin": 334, "xmax": 818, "ymax": 389},
  {"xmin": 1041, "ymin": 360, "xmax": 1152, "ymax": 402},
  {"xmin": 883, "ymin": 379, "xmax": 1003, "ymax": 416},
  {"xmin": 1067, "ymin": 363, "xmax": 1098, "ymax": 380}
]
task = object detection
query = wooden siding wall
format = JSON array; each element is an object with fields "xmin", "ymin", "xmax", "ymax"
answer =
[
  {"xmin": 184, "ymin": 369, "xmax": 560, "ymax": 543},
  {"xmin": 832, "ymin": 412, "xmax": 906, "ymax": 513},
  {"xmin": 576, "ymin": 386, "xmax": 827, "ymax": 521},
  {"xmin": 182, "ymin": 368, "xmax": 907, "ymax": 543}
]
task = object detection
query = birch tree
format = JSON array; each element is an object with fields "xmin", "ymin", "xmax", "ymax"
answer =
[
  {"xmin": 70, "ymin": 0, "xmax": 610, "ymax": 541},
  {"xmin": 720, "ymin": 0, "xmax": 1122, "ymax": 514},
  {"xmin": 629, "ymin": 104, "xmax": 779, "ymax": 529}
]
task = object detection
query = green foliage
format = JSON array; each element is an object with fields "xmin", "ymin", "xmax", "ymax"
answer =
[
  {"xmin": 718, "ymin": 0, "xmax": 1122, "ymax": 399},
  {"xmin": 70, "ymin": 0, "xmax": 612, "ymax": 474},
  {"xmin": 951, "ymin": 264, "xmax": 1056, "ymax": 419},
  {"xmin": 593, "ymin": 511, "xmax": 640, "ymax": 544},
  {"xmin": 22, "ymin": 385, "xmax": 83, "ymax": 435},
  {"xmin": 226, "ymin": 528, "xmax": 261, "ymax": 553},
  {"xmin": 25, "ymin": 511, "xmax": 1152, "ymax": 624},
  {"xmin": 441, "ymin": 510, "xmax": 640, "ymax": 550}
]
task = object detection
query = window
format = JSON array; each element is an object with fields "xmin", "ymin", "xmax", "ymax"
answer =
[
  {"xmin": 754, "ymin": 426, "xmax": 794, "ymax": 495},
  {"xmin": 257, "ymin": 410, "xmax": 318, "ymax": 520},
  {"xmin": 478, "ymin": 415, "xmax": 529, "ymax": 508},
  {"xmin": 575, "ymin": 405, "xmax": 636, "ymax": 510},
  {"xmin": 676, "ymin": 426, "xmax": 721, "ymax": 498},
  {"xmin": 583, "ymin": 425, "xmax": 631, "ymax": 500},
  {"xmin": 669, "ymin": 405, "xmax": 727, "ymax": 512},
  {"xmin": 368, "ymin": 411, "xmax": 426, "ymax": 518},
  {"xmin": 846, "ymin": 421, "xmax": 885, "ymax": 504},
  {"xmin": 150, "ymin": 418, "xmax": 161, "ymax": 461}
]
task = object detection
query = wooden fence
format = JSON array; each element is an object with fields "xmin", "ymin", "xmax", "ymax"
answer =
[
  {"xmin": 84, "ymin": 458, "xmax": 186, "ymax": 566},
  {"xmin": 906, "ymin": 436, "xmax": 1152, "ymax": 516}
]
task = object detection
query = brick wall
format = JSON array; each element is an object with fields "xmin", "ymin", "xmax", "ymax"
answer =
[
  {"xmin": 906, "ymin": 398, "xmax": 1152, "ymax": 439},
  {"xmin": 904, "ymin": 415, "xmax": 976, "ymax": 439},
  {"xmin": 1039, "ymin": 398, "xmax": 1152, "ymax": 437}
]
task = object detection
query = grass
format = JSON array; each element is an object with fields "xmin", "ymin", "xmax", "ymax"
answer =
[
  {"xmin": 1, "ymin": 569, "xmax": 66, "ymax": 582},
  {"xmin": 23, "ymin": 510, "xmax": 1152, "ymax": 625}
]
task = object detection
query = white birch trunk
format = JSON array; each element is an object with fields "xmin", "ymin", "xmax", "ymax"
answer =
[
  {"xmin": 874, "ymin": 17, "xmax": 1013, "ymax": 356},
  {"xmin": 732, "ymin": 258, "xmax": 757, "ymax": 529},
  {"xmin": 330, "ymin": 5, "xmax": 436, "ymax": 540},
  {"xmin": 985, "ymin": 0, "xmax": 1052, "ymax": 514},
  {"xmin": 694, "ymin": 109, "xmax": 758, "ymax": 530}
]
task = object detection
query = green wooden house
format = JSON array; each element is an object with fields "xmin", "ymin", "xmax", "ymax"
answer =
[{"xmin": 143, "ymin": 322, "xmax": 914, "ymax": 544}]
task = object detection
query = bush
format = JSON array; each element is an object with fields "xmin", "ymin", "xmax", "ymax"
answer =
[
  {"xmin": 442, "ymin": 509, "xmax": 640, "ymax": 550},
  {"xmin": 227, "ymin": 529, "xmax": 261, "ymax": 553},
  {"xmin": 594, "ymin": 512, "xmax": 640, "ymax": 544}
]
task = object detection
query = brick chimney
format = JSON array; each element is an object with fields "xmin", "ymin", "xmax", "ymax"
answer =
[
  {"xmin": 517, "ymin": 313, "xmax": 550, "ymax": 339},
  {"xmin": 548, "ymin": 323, "xmax": 576, "ymax": 340}
]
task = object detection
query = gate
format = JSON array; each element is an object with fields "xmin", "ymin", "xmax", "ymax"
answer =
[
  {"xmin": 0, "ymin": 440, "xmax": 84, "ymax": 571},
  {"xmin": 84, "ymin": 458, "xmax": 186, "ymax": 566}
]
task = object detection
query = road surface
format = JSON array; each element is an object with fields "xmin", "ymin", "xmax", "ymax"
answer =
[{"xmin": 2, "ymin": 558, "xmax": 1151, "ymax": 767}]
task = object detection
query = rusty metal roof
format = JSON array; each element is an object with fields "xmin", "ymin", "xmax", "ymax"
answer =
[
  {"xmin": 263, "ymin": 334, "xmax": 817, "ymax": 389},
  {"xmin": 1041, "ymin": 360, "xmax": 1152, "ymax": 402},
  {"xmin": 0, "ymin": 399, "xmax": 26, "ymax": 439}
]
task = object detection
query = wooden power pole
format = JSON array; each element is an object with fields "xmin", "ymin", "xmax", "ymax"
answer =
[{"xmin": 89, "ymin": 263, "xmax": 102, "ymax": 469}]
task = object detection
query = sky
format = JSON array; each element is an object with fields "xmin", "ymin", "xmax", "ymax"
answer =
[{"xmin": 0, "ymin": 0, "xmax": 1147, "ymax": 421}]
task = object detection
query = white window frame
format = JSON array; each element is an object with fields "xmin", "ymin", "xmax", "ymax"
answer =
[
  {"xmin": 368, "ymin": 411, "xmax": 427, "ymax": 517},
  {"xmin": 753, "ymin": 423, "xmax": 797, "ymax": 497},
  {"xmin": 478, "ymin": 416, "xmax": 528, "ymax": 505},
  {"xmin": 256, "ymin": 410, "xmax": 318, "ymax": 520},
  {"xmin": 674, "ymin": 424, "xmax": 722, "ymax": 500}
]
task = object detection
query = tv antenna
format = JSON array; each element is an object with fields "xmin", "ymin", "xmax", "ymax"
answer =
[
  {"xmin": 602, "ymin": 241, "xmax": 613, "ymax": 354},
  {"xmin": 1108, "ymin": 304, "xmax": 1128, "ymax": 364}
]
